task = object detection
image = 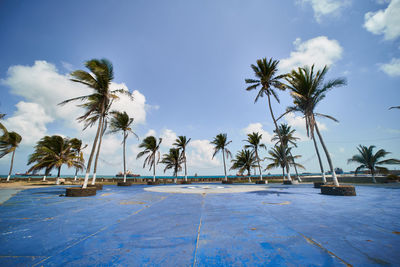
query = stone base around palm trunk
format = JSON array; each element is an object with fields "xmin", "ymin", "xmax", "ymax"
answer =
[
  {"xmin": 66, "ymin": 187, "xmax": 97, "ymax": 197},
  {"xmin": 320, "ymin": 185, "xmax": 356, "ymax": 196},
  {"xmin": 255, "ymin": 180, "xmax": 267, "ymax": 184},
  {"xmin": 283, "ymin": 180, "xmax": 293, "ymax": 185},
  {"xmin": 180, "ymin": 180, "xmax": 192, "ymax": 184},
  {"xmin": 313, "ymin": 182, "xmax": 326, "ymax": 188},
  {"xmin": 117, "ymin": 182, "xmax": 132, "ymax": 186},
  {"xmin": 147, "ymin": 181, "xmax": 160, "ymax": 185},
  {"xmin": 87, "ymin": 184, "xmax": 103, "ymax": 190},
  {"xmin": 222, "ymin": 180, "xmax": 233, "ymax": 184}
]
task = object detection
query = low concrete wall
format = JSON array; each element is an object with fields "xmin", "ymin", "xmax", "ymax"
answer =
[{"xmin": 300, "ymin": 176, "xmax": 388, "ymax": 183}]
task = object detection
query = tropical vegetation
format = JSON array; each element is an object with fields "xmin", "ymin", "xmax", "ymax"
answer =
[
  {"xmin": 173, "ymin": 136, "xmax": 191, "ymax": 182},
  {"xmin": 211, "ymin": 133, "xmax": 232, "ymax": 182},
  {"xmin": 243, "ymin": 132, "xmax": 266, "ymax": 181},
  {"xmin": 161, "ymin": 148, "xmax": 182, "ymax": 183},
  {"xmin": 0, "ymin": 131, "xmax": 22, "ymax": 181},
  {"xmin": 348, "ymin": 145, "xmax": 400, "ymax": 183},
  {"xmin": 137, "ymin": 136, "xmax": 162, "ymax": 182},
  {"xmin": 109, "ymin": 111, "xmax": 138, "ymax": 183},
  {"xmin": 230, "ymin": 149, "xmax": 257, "ymax": 182},
  {"xmin": 265, "ymin": 145, "xmax": 304, "ymax": 179}
]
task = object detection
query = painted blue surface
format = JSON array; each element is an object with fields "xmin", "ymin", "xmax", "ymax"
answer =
[{"xmin": 0, "ymin": 184, "xmax": 399, "ymax": 266}]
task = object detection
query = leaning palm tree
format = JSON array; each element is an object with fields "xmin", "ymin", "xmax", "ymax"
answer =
[
  {"xmin": 59, "ymin": 59, "xmax": 128, "ymax": 188},
  {"xmin": 173, "ymin": 136, "xmax": 191, "ymax": 182},
  {"xmin": 272, "ymin": 124, "xmax": 302, "ymax": 182},
  {"xmin": 108, "ymin": 111, "xmax": 138, "ymax": 183},
  {"xmin": 211, "ymin": 133, "xmax": 232, "ymax": 182},
  {"xmin": 230, "ymin": 149, "xmax": 257, "ymax": 182},
  {"xmin": 348, "ymin": 145, "xmax": 400, "ymax": 183},
  {"xmin": 245, "ymin": 58, "xmax": 292, "ymax": 181},
  {"xmin": 0, "ymin": 131, "xmax": 22, "ymax": 181},
  {"xmin": 284, "ymin": 65, "xmax": 346, "ymax": 186},
  {"xmin": 0, "ymin": 113, "xmax": 7, "ymax": 136},
  {"xmin": 265, "ymin": 145, "xmax": 304, "ymax": 180},
  {"xmin": 161, "ymin": 148, "xmax": 183, "ymax": 183},
  {"xmin": 69, "ymin": 138, "xmax": 87, "ymax": 181},
  {"xmin": 28, "ymin": 135, "xmax": 85, "ymax": 185},
  {"xmin": 137, "ymin": 136, "xmax": 162, "ymax": 183},
  {"xmin": 244, "ymin": 132, "xmax": 266, "ymax": 181}
]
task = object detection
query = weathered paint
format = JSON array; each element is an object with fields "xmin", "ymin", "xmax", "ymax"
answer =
[{"xmin": 0, "ymin": 184, "xmax": 399, "ymax": 266}]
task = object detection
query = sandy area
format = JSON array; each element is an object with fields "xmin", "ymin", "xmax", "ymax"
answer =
[{"xmin": 0, "ymin": 181, "xmax": 56, "ymax": 189}]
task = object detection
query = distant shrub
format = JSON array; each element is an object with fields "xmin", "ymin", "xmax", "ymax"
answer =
[{"xmin": 386, "ymin": 174, "xmax": 399, "ymax": 181}]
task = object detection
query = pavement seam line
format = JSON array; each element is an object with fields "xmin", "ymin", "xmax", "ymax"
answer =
[
  {"xmin": 32, "ymin": 195, "xmax": 168, "ymax": 267},
  {"xmin": 299, "ymin": 233, "xmax": 353, "ymax": 267},
  {"xmin": 192, "ymin": 194, "xmax": 205, "ymax": 267}
]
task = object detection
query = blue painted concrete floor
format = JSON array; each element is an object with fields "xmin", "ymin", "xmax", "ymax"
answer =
[{"xmin": 0, "ymin": 184, "xmax": 399, "ymax": 266}]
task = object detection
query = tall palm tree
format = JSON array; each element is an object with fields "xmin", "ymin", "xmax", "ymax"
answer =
[
  {"xmin": 230, "ymin": 149, "xmax": 257, "ymax": 182},
  {"xmin": 284, "ymin": 65, "xmax": 346, "ymax": 186},
  {"xmin": 348, "ymin": 145, "xmax": 400, "ymax": 183},
  {"xmin": 211, "ymin": 133, "xmax": 232, "ymax": 182},
  {"xmin": 245, "ymin": 58, "xmax": 292, "ymax": 181},
  {"xmin": 244, "ymin": 132, "xmax": 266, "ymax": 181},
  {"xmin": 161, "ymin": 148, "xmax": 182, "ymax": 183},
  {"xmin": 59, "ymin": 59, "xmax": 128, "ymax": 188},
  {"xmin": 0, "ymin": 131, "xmax": 22, "ymax": 181},
  {"xmin": 173, "ymin": 136, "xmax": 191, "ymax": 182},
  {"xmin": 265, "ymin": 145, "xmax": 304, "ymax": 180},
  {"xmin": 28, "ymin": 136, "xmax": 85, "ymax": 185},
  {"xmin": 69, "ymin": 138, "xmax": 87, "ymax": 181},
  {"xmin": 271, "ymin": 124, "xmax": 302, "ymax": 182},
  {"xmin": 137, "ymin": 136, "xmax": 162, "ymax": 182},
  {"xmin": 109, "ymin": 111, "xmax": 138, "ymax": 183}
]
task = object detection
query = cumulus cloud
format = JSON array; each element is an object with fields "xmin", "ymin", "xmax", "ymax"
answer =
[
  {"xmin": 280, "ymin": 36, "xmax": 343, "ymax": 73},
  {"xmin": 284, "ymin": 112, "xmax": 327, "ymax": 141},
  {"xmin": 380, "ymin": 58, "xmax": 400, "ymax": 76},
  {"xmin": 300, "ymin": 0, "xmax": 350, "ymax": 22},
  {"xmin": 187, "ymin": 140, "xmax": 220, "ymax": 169},
  {"xmin": 242, "ymin": 123, "xmax": 274, "ymax": 144},
  {"xmin": 160, "ymin": 129, "xmax": 178, "ymax": 148},
  {"xmin": 2, "ymin": 101, "xmax": 53, "ymax": 145},
  {"xmin": 364, "ymin": 0, "xmax": 400, "ymax": 40}
]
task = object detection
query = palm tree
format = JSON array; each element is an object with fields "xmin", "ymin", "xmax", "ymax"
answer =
[
  {"xmin": 230, "ymin": 149, "xmax": 257, "ymax": 182},
  {"xmin": 161, "ymin": 148, "xmax": 182, "ymax": 183},
  {"xmin": 173, "ymin": 136, "xmax": 191, "ymax": 182},
  {"xmin": 137, "ymin": 136, "xmax": 162, "ymax": 182},
  {"xmin": 348, "ymin": 145, "xmax": 400, "ymax": 183},
  {"xmin": 109, "ymin": 111, "xmax": 138, "ymax": 183},
  {"xmin": 245, "ymin": 58, "xmax": 292, "ymax": 181},
  {"xmin": 0, "ymin": 113, "xmax": 7, "ymax": 136},
  {"xmin": 59, "ymin": 59, "xmax": 128, "ymax": 188},
  {"xmin": 265, "ymin": 145, "xmax": 304, "ymax": 179},
  {"xmin": 28, "ymin": 136, "xmax": 85, "ymax": 185},
  {"xmin": 284, "ymin": 65, "xmax": 346, "ymax": 186},
  {"xmin": 0, "ymin": 131, "xmax": 22, "ymax": 181},
  {"xmin": 211, "ymin": 133, "xmax": 232, "ymax": 182},
  {"xmin": 244, "ymin": 132, "xmax": 266, "ymax": 181},
  {"xmin": 69, "ymin": 138, "xmax": 87, "ymax": 181},
  {"xmin": 271, "ymin": 124, "xmax": 302, "ymax": 182}
]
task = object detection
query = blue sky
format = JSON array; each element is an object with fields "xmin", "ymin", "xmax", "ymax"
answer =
[{"xmin": 0, "ymin": 0, "xmax": 399, "ymax": 176}]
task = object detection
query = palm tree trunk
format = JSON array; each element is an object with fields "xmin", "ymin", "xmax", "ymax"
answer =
[
  {"xmin": 371, "ymin": 168, "xmax": 377, "ymax": 183},
  {"xmin": 74, "ymin": 168, "xmax": 78, "ymax": 181},
  {"xmin": 82, "ymin": 115, "xmax": 103, "ymax": 188},
  {"xmin": 123, "ymin": 132, "xmax": 127, "ymax": 183},
  {"xmin": 91, "ymin": 115, "xmax": 105, "ymax": 185},
  {"xmin": 6, "ymin": 150, "xmax": 15, "ymax": 182},
  {"xmin": 289, "ymin": 151, "xmax": 302, "ymax": 182},
  {"xmin": 184, "ymin": 152, "xmax": 188, "ymax": 182},
  {"xmin": 256, "ymin": 149, "xmax": 263, "ymax": 181},
  {"xmin": 311, "ymin": 132, "xmax": 326, "ymax": 183},
  {"xmin": 267, "ymin": 94, "xmax": 292, "ymax": 181},
  {"xmin": 282, "ymin": 167, "xmax": 285, "ymax": 181},
  {"xmin": 152, "ymin": 154, "xmax": 156, "ymax": 182},
  {"xmin": 222, "ymin": 149, "xmax": 227, "ymax": 181},
  {"xmin": 56, "ymin": 166, "xmax": 61, "ymax": 185},
  {"xmin": 315, "ymin": 123, "xmax": 339, "ymax": 186}
]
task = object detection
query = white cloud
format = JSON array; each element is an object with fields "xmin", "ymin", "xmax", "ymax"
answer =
[
  {"xmin": 364, "ymin": 0, "xmax": 400, "ymax": 40},
  {"xmin": 284, "ymin": 112, "xmax": 327, "ymax": 141},
  {"xmin": 280, "ymin": 36, "xmax": 343, "ymax": 73},
  {"xmin": 160, "ymin": 129, "xmax": 178, "ymax": 148},
  {"xmin": 187, "ymin": 140, "xmax": 220, "ymax": 169},
  {"xmin": 380, "ymin": 58, "xmax": 400, "ymax": 76},
  {"xmin": 2, "ymin": 101, "xmax": 53, "ymax": 145},
  {"xmin": 300, "ymin": 0, "xmax": 349, "ymax": 22},
  {"xmin": 242, "ymin": 123, "xmax": 274, "ymax": 144}
]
